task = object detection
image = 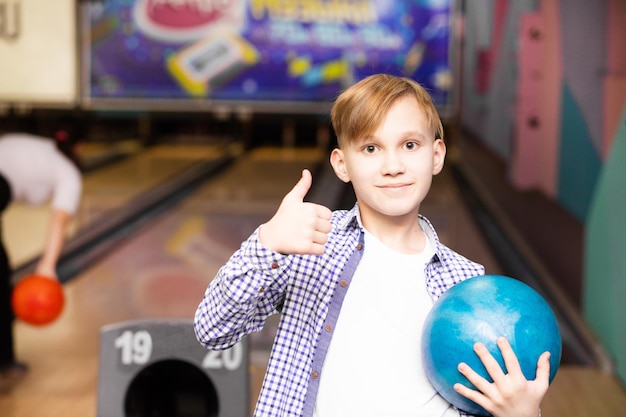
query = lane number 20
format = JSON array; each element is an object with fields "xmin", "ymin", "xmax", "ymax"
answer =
[{"xmin": 201, "ymin": 343, "xmax": 243, "ymax": 370}]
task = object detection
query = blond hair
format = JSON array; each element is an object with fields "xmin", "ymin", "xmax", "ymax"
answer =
[{"xmin": 331, "ymin": 74, "xmax": 444, "ymax": 148}]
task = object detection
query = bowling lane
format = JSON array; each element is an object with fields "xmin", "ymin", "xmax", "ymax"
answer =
[{"xmin": 3, "ymin": 138, "xmax": 235, "ymax": 270}]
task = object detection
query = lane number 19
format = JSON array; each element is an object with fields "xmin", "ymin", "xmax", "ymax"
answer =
[{"xmin": 115, "ymin": 330, "xmax": 152, "ymax": 365}]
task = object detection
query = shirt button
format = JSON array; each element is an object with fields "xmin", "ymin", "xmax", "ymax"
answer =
[
  {"xmin": 271, "ymin": 262, "xmax": 279, "ymax": 269},
  {"xmin": 340, "ymin": 280, "xmax": 347, "ymax": 287},
  {"xmin": 325, "ymin": 325, "xmax": 332, "ymax": 332},
  {"xmin": 357, "ymin": 243, "xmax": 363, "ymax": 250},
  {"xmin": 311, "ymin": 371, "xmax": 319, "ymax": 379},
  {"xmin": 259, "ymin": 287, "xmax": 265, "ymax": 292}
]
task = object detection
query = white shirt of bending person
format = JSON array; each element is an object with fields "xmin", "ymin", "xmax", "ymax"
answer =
[{"xmin": 0, "ymin": 133, "xmax": 81, "ymax": 214}]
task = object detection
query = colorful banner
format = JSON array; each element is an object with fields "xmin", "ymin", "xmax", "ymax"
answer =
[{"xmin": 84, "ymin": 0, "xmax": 453, "ymax": 111}]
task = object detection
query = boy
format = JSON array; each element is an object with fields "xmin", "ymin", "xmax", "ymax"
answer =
[{"xmin": 194, "ymin": 74, "xmax": 550, "ymax": 417}]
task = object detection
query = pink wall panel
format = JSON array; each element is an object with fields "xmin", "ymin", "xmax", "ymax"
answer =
[
  {"xmin": 511, "ymin": 0, "xmax": 562, "ymax": 197},
  {"xmin": 536, "ymin": 0, "xmax": 562, "ymax": 198},
  {"xmin": 511, "ymin": 12, "xmax": 543, "ymax": 189}
]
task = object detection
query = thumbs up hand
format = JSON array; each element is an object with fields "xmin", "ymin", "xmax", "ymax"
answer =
[{"xmin": 259, "ymin": 169, "xmax": 333, "ymax": 255}]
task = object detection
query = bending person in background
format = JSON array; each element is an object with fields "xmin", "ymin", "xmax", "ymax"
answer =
[{"xmin": 0, "ymin": 117, "xmax": 83, "ymax": 379}]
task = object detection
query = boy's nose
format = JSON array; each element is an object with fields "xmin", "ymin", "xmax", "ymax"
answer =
[{"xmin": 382, "ymin": 151, "xmax": 405, "ymax": 175}]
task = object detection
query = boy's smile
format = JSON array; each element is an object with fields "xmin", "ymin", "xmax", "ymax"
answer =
[{"xmin": 331, "ymin": 95, "xmax": 446, "ymax": 233}]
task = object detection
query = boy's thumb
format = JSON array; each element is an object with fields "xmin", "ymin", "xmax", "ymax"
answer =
[{"xmin": 289, "ymin": 169, "xmax": 312, "ymax": 201}]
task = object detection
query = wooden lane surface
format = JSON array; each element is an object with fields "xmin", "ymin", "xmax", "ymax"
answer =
[{"xmin": 1, "ymin": 146, "xmax": 625, "ymax": 416}]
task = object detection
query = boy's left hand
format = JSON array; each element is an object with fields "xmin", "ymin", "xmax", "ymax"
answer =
[{"xmin": 454, "ymin": 337, "xmax": 551, "ymax": 417}]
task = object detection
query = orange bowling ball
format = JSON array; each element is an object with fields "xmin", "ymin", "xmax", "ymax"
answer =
[{"xmin": 11, "ymin": 275, "xmax": 65, "ymax": 326}]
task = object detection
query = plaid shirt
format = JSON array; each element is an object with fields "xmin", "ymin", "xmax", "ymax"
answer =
[{"xmin": 194, "ymin": 204, "xmax": 485, "ymax": 417}]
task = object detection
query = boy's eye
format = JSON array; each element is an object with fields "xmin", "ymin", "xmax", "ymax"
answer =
[
  {"xmin": 364, "ymin": 145, "xmax": 377, "ymax": 153},
  {"xmin": 405, "ymin": 141, "xmax": 418, "ymax": 150}
]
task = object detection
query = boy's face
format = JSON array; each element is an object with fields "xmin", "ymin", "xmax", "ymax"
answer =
[{"xmin": 330, "ymin": 95, "xmax": 446, "ymax": 223}]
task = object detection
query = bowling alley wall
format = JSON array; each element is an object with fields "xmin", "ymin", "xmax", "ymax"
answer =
[
  {"xmin": 0, "ymin": 0, "xmax": 77, "ymax": 104},
  {"xmin": 459, "ymin": 0, "xmax": 626, "ymax": 384}
]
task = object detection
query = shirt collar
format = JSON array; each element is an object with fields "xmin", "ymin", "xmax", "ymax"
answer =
[
  {"xmin": 337, "ymin": 203, "xmax": 360, "ymax": 231},
  {"xmin": 337, "ymin": 203, "xmax": 445, "ymax": 261},
  {"xmin": 418, "ymin": 215, "xmax": 444, "ymax": 263}
]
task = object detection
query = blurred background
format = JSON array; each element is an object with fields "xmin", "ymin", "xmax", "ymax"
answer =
[{"xmin": 0, "ymin": 1, "xmax": 624, "ymax": 416}]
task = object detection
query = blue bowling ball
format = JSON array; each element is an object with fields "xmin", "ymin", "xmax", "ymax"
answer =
[{"xmin": 421, "ymin": 275, "xmax": 561, "ymax": 416}]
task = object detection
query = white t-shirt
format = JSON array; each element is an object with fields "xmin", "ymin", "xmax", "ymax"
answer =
[
  {"xmin": 0, "ymin": 133, "xmax": 82, "ymax": 214},
  {"xmin": 314, "ymin": 225, "xmax": 458, "ymax": 417}
]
